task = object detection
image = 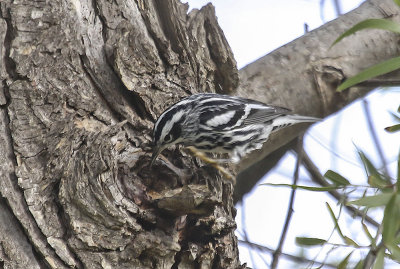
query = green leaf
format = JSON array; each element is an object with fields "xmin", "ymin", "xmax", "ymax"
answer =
[
  {"xmin": 390, "ymin": 111, "xmax": 400, "ymax": 121},
  {"xmin": 362, "ymin": 222, "xmax": 374, "ymax": 242},
  {"xmin": 354, "ymin": 259, "xmax": 364, "ymax": 269},
  {"xmin": 337, "ymin": 56, "xmax": 400, "ymax": 91},
  {"xmin": 397, "ymin": 148, "xmax": 400, "ymax": 190},
  {"xmin": 387, "ymin": 243, "xmax": 400, "ymax": 262},
  {"xmin": 337, "ymin": 252, "xmax": 353, "ymax": 269},
  {"xmin": 348, "ymin": 193, "xmax": 393, "ymax": 207},
  {"xmin": 385, "ymin": 111, "xmax": 400, "ymax": 133},
  {"xmin": 295, "ymin": 237, "xmax": 326, "ymax": 246},
  {"xmin": 385, "ymin": 123, "xmax": 400, "ymax": 133},
  {"xmin": 372, "ymin": 248, "xmax": 385, "ymax": 269},
  {"xmin": 382, "ymin": 194, "xmax": 400, "ymax": 244},
  {"xmin": 260, "ymin": 183, "xmax": 342, "ymax": 191},
  {"xmin": 332, "ymin": 19, "xmax": 400, "ymax": 47},
  {"xmin": 357, "ymin": 148, "xmax": 389, "ymax": 184},
  {"xmin": 368, "ymin": 175, "xmax": 390, "ymax": 188},
  {"xmin": 394, "ymin": 0, "xmax": 400, "ymax": 8},
  {"xmin": 324, "ymin": 170, "xmax": 351, "ymax": 186},
  {"xmin": 344, "ymin": 236, "xmax": 359, "ymax": 247},
  {"xmin": 358, "ymin": 149, "xmax": 377, "ymax": 176},
  {"xmin": 326, "ymin": 202, "xmax": 344, "ymax": 238}
]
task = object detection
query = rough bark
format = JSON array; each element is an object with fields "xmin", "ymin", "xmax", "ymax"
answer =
[
  {"xmin": 0, "ymin": 0, "xmax": 241, "ymax": 268},
  {"xmin": 235, "ymin": 0, "xmax": 400, "ymax": 201}
]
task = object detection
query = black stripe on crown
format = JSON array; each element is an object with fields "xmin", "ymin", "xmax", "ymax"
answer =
[{"xmin": 154, "ymin": 103, "xmax": 188, "ymax": 143}]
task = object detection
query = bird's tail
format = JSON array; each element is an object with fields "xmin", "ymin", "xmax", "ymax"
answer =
[
  {"xmin": 286, "ymin": 114, "xmax": 320, "ymax": 123},
  {"xmin": 271, "ymin": 114, "xmax": 320, "ymax": 132}
]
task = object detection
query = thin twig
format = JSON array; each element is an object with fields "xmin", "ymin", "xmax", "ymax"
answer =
[
  {"xmin": 362, "ymin": 99, "xmax": 390, "ymax": 181},
  {"xmin": 357, "ymin": 79, "xmax": 400, "ymax": 87},
  {"xmin": 301, "ymin": 151, "xmax": 380, "ymax": 228},
  {"xmin": 238, "ymin": 240, "xmax": 337, "ymax": 268},
  {"xmin": 362, "ymin": 240, "xmax": 385, "ymax": 269},
  {"xmin": 330, "ymin": 111, "xmax": 342, "ymax": 169},
  {"xmin": 240, "ymin": 201, "xmax": 258, "ymax": 268},
  {"xmin": 308, "ymin": 132, "xmax": 361, "ymax": 167},
  {"xmin": 319, "ymin": 0, "xmax": 326, "ymax": 22},
  {"xmin": 271, "ymin": 136, "xmax": 304, "ymax": 269},
  {"xmin": 332, "ymin": 0, "xmax": 342, "ymax": 16}
]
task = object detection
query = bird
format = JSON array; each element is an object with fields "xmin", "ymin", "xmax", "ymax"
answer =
[{"xmin": 150, "ymin": 93, "xmax": 319, "ymax": 167}]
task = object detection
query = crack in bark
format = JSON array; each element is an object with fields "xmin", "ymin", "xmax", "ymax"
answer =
[
  {"xmin": 79, "ymin": 49, "xmax": 152, "ymax": 123},
  {"xmin": 52, "ymin": 179, "xmax": 84, "ymax": 269},
  {"xmin": 138, "ymin": 2, "xmax": 179, "ymax": 67},
  {"xmin": 138, "ymin": 1, "xmax": 200, "ymax": 91},
  {"xmin": 0, "ymin": 196, "xmax": 49, "ymax": 269},
  {"xmin": 78, "ymin": 53, "xmax": 126, "ymax": 122},
  {"xmin": 171, "ymin": 247, "xmax": 182, "ymax": 269},
  {"xmin": 88, "ymin": 0, "xmax": 154, "ymax": 122},
  {"xmin": 0, "ymin": 80, "xmax": 10, "ymax": 108},
  {"xmin": 155, "ymin": 1, "xmax": 200, "ymax": 87},
  {"xmin": 91, "ymin": 0, "xmax": 108, "ymax": 46}
]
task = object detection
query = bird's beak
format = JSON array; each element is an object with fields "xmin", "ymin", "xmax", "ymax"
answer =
[{"xmin": 150, "ymin": 145, "xmax": 162, "ymax": 168}]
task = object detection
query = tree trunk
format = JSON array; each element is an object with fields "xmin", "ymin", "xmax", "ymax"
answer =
[
  {"xmin": 0, "ymin": 0, "xmax": 241, "ymax": 268},
  {"xmin": 0, "ymin": 0, "xmax": 399, "ymax": 268}
]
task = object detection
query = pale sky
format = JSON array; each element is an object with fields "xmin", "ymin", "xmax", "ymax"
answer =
[{"xmin": 188, "ymin": 0, "xmax": 366, "ymax": 68}]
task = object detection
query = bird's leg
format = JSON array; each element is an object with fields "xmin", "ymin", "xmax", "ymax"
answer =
[{"xmin": 186, "ymin": 146, "xmax": 235, "ymax": 181}]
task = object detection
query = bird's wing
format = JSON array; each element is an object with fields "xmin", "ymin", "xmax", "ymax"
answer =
[
  {"xmin": 241, "ymin": 104, "xmax": 291, "ymax": 126},
  {"xmin": 197, "ymin": 94, "xmax": 292, "ymax": 131},
  {"xmin": 230, "ymin": 96, "xmax": 292, "ymax": 126},
  {"xmin": 198, "ymin": 102, "xmax": 246, "ymax": 131}
]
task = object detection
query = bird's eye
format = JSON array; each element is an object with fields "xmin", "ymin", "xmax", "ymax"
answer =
[{"xmin": 164, "ymin": 134, "xmax": 172, "ymax": 142}]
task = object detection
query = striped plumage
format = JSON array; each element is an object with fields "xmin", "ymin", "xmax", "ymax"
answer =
[{"xmin": 151, "ymin": 93, "xmax": 319, "ymax": 166}]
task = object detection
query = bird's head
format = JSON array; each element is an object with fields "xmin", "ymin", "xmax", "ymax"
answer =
[{"xmin": 150, "ymin": 108, "xmax": 186, "ymax": 167}]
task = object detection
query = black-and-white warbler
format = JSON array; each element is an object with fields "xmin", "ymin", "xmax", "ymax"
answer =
[{"xmin": 151, "ymin": 93, "xmax": 319, "ymax": 166}]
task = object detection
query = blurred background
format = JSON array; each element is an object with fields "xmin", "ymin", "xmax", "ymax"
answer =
[{"xmin": 186, "ymin": 0, "xmax": 400, "ymax": 268}]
